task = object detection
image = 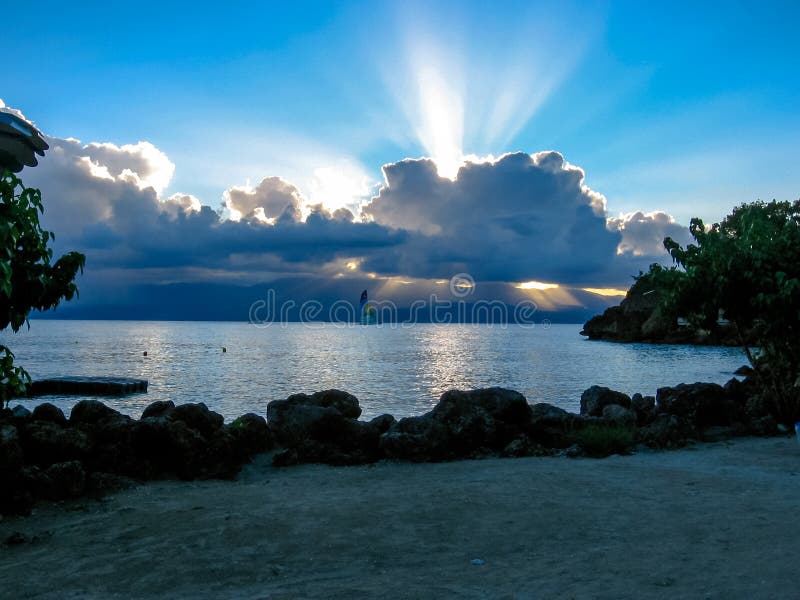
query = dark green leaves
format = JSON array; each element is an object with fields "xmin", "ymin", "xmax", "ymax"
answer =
[{"xmin": 0, "ymin": 170, "xmax": 86, "ymax": 404}]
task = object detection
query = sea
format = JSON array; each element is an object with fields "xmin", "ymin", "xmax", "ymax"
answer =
[{"xmin": 2, "ymin": 321, "xmax": 746, "ymax": 421}]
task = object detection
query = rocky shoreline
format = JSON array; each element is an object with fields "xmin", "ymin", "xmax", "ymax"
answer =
[
  {"xmin": 0, "ymin": 375, "xmax": 780, "ymax": 517},
  {"xmin": 580, "ymin": 275, "xmax": 743, "ymax": 345}
]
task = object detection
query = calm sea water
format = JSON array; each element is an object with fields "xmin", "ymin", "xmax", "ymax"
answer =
[{"xmin": 2, "ymin": 321, "xmax": 746, "ymax": 420}]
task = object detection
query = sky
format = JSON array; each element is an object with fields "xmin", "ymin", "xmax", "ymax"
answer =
[{"xmin": 2, "ymin": 0, "xmax": 798, "ymax": 320}]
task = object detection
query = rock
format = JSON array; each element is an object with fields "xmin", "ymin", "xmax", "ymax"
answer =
[
  {"xmin": 529, "ymin": 403, "xmax": 575, "ymax": 448},
  {"xmin": 656, "ymin": 383, "xmax": 732, "ymax": 428},
  {"xmin": 20, "ymin": 421, "xmax": 91, "ymax": 467},
  {"xmin": 636, "ymin": 414, "xmax": 691, "ymax": 448},
  {"xmin": 268, "ymin": 389, "xmax": 362, "ymax": 426},
  {"xmin": 602, "ymin": 404, "xmax": 637, "ymax": 428},
  {"xmin": 81, "ymin": 417, "xmax": 138, "ymax": 476},
  {"xmin": 701, "ymin": 425, "xmax": 743, "ymax": 442},
  {"xmin": 226, "ymin": 413, "xmax": 273, "ymax": 459},
  {"xmin": 266, "ymin": 391, "xmax": 379, "ymax": 465},
  {"xmin": 580, "ymin": 277, "xmax": 743, "ymax": 345},
  {"xmin": 20, "ymin": 465, "xmax": 53, "ymax": 499},
  {"xmin": 369, "ymin": 413, "xmax": 396, "ymax": 434},
  {"xmin": 132, "ymin": 417, "xmax": 207, "ymax": 479},
  {"xmin": 501, "ymin": 436, "xmax": 550, "ymax": 457},
  {"xmin": 44, "ymin": 460, "xmax": 86, "ymax": 500},
  {"xmin": 580, "ymin": 386, "xmax": 631, "ymax": 417},
  {"xmin": 170, "ymin": 403, "xmax": 224, "ymax": 438},
  {"xmin": 11, "ymin": 405, "xmax": 31, "ymax": 420},
  {"xmin": 630, "ymin": 393, "xmax": 656, "ymax": 426},
  {"xmin": 749, "ymin": 415, "xmax": 778, "ymax": 436},
  {"xmin": 430, "ymin": 388, "xmax": 532, "ymax": 453},
  {"xmin": 141, "ymin": 400, "xmax": 175, "ymax": 419},
  {"xmin": 70, "ymin": 400, "xmax": 127, "ymax": 425},
  {"xmin": 0, "ymin": 425, "xmax": 23, "ymax": 470},
  {"xmin": 381, "ymin": 388, "xmax": 532, "ymax": 461},
  {"xmin": 380, "ymin": 415, "xmax": 449, "ymax": 462},
  {"xmin": 31, "ymin": 403, "xmax": 67, "ymax": 426}
]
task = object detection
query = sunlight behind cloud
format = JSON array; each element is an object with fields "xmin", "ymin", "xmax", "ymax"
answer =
[
  {"xmin": 582, "ymin": 287, "xmax": 627, "ymax": 297},
  {"xmin": 380, "ymin": 4, "xmax": 595, "ymax": 175},
  {"xmin": 415, "ymin": 66, "xmax": 464, "ymax": 179},
  {"xmin": 516, "ymin": 280, "xmax": 560, "ymax": 290},
  {"xmin": 308, "ymin": 162, "xmax": 374, "ymax": 215}
]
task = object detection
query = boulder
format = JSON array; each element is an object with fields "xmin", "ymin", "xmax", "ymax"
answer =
[
  {"xmin": 81, "ymin": 417, "xmax": 138, "ymax": 476},
  {"xmin": 381, "ymin": 388, "xmax": 531, "ymax": 461},
  {"xmin": 0, "ymin": 424, "xmax": 23, "ymax": 470},
  {"xmin": 268, "ymin": 389, "xmax": 362, "ymax": 427},
  {"xmin": 226, "ymin": 413, "xmax": 273, "ymax": 459},
  {"xmin": 267, "ymin": 391, "xmax": 379, "ymax": 466},
  {"xmin": 141, "ymin": 400, "xmax": 175, "ymax": 419},
  {"xmin": 636, "ymin": 414, "xmax": 691, "ymax": 448},
  {"xmin": 501, "ymin": 436, "xmax": 551, "ymax": 458},
  {"xmin": 602, "ymin": 404, "xmax": 637, "ymax": 429},
  {"xmin": 369, "ymin": 413, "xmax": 396, "ymax": 434},
  {"xmin": 580, "ymin": 386, "xmax": 631, "ymax": 417},
  {"xmin": 749, "ymin": 415, "xmax": 778, "ymax": 436},
  {"xmin": 169, "ymin": 403, "xmax": 224, "ymax": 439},
  {"xmin": 31, "ymin": 402, "xmax": 67, "ymax": 426},
  {"xmin": 11, "ymin": 405, "xmax": 31, "ymax": 420},
  {"xmin": 380, "ymin": 415, "xmax": 450, "ymax": 462},
  {"xmin": 132, "ymin": 417, "xmax": 207, "ymax": 479},
  {"xmin": 528, "ymin": 403, "xmax": 575, "ymax": 448},
  {"xmin": 19, "ymin": 421, "xmax": 91, "ymax": 467},
  {"xmin": 430, "ymin": 388, "xmax": 532, "ymax": 453},
  {"xmin": 44, "ymin": 460, "xmax": 86, "ymax": 500},
  {"xmin": 656, "ymin": 383, "xmax": 732, "ymax": 428},
  {"xmin": 630, "ymin": 393, "xmax": 656, "ymax": 426},
  {"xmin": 70, "ymin": 400, "xmax": 127, "ymax": 425}
]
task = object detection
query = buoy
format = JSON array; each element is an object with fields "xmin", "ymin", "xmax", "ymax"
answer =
[
  {"xmin": 222, "ymin": 346, "xmax": 227, "ymax": 353},
  {"xmin": 143, "ymin": 351, "xmax": 148, "ymax": 357}
]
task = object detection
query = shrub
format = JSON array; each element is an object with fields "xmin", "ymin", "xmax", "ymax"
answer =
[{"xmin": 576, "ymin": 424, "xmax": 634, "ymax": 458}]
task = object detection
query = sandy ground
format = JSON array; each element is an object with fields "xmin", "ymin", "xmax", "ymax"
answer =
[{"xmin": 1, "ymin": 437, "xmax": 799, "ymax": 600}]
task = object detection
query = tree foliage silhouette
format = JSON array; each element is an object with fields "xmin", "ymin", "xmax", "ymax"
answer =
[{"xmin": 1, "ymin": 170, "xmax": 85, "ymax": 406}]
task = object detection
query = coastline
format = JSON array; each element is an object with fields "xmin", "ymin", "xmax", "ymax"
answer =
[{"xmin": 2, "ymin": 436, "xmax": 798, "ymax": 599}]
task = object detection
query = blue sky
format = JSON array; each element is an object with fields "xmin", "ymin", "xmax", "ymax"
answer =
[
  {"xmin": 2, "ymin": 0, "xmax": 798, "ymax": 318},
  {"xmin": 7, "ymin": 0, "xmax": 797, "ymax": 223}
]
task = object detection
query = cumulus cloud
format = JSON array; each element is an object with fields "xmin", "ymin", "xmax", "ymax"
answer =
[
  {"xmin": 17, "ymin": 130, "xmax": 403, "ymax": 278},
  {"xmin": 222, "ymin": 176, "xmax": 303, "ymax": 222},
  {"xmin": 607, "ymin": 210, "xmax": 692, "ymax": 257},
  {"xmin": 6, "ymin": 94, "xmax": 688, "ymax": 303},
  {"xmin": 362, "ymin": 152, "xmax": 623, "ymax": 284}
]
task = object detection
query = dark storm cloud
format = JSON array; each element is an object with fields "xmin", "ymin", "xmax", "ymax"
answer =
[
  {"xmin": 17, "ymin": 124, "xmax": 687, "ymax": 300},
  {"xmin": 363, "ymin": 152, "xmax": 631, "ymax": 285},
  {"xmin": 21, "ymin": 136, "xmax": 404, "ymax": 274}
]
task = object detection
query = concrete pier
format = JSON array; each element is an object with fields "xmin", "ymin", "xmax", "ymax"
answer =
[{"xmin": 28, "ymin": 377, "xmax": 148, "ymax": 397}]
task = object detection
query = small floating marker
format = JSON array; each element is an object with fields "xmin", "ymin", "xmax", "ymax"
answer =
[{"xmin": 222, "ymin": 346, "xmax": 227, "ymax": 353}]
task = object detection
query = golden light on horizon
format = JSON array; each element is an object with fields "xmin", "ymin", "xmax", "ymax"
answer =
[
  {"xmin": 582, "ymin": 287, "xmax": 627, "ymax": 297},
  {"xmin": 516, "ymin": 280, "xmax": 560, "ymax": 290}
]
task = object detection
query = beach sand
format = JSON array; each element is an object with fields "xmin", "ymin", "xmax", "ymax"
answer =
[{"xmin": 1, "ymin": 437, "xmax": 798, "ymax": 599}]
